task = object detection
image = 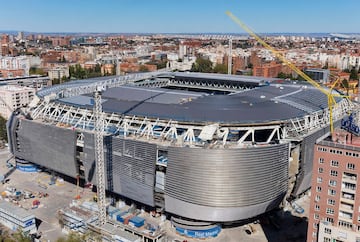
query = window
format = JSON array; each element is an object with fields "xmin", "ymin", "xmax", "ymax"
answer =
[
  {"xmin": 317, "ymin": 186, "xmax": 322, "ymax": 192},
  {"xmin": 331, "ymin": 160, "xmax": 339, "ymax": 167},
  {"xmin": 317, "ymin": 177, "xmax": 323, "ymax": 183},
  {"xmin": 338, "ymin": 220, "xmax": 352, "ymax": 229},
  {"xmin": 342, "ymin": 182, "xmax": 356, "ymax": 190},
  {"xmin": 315, "ymin": 204, "xmax": 320, "ymax": 211},
  {"xmin": 347, "ymin": 163, "xmax": 355, "ymax": 170},
  {"xmin": 319, "ymin": 158, "xmax": 324, "ymax": 163},
  {"xmin": 318, "ymin": 168, "xmax": 324, "ymax": 174},
  {"xmin": 324, "ymin": 237, "xmax": 331, "ymax": 242},
  {"xmin": 324, "ymin": 228, "xmax": 331, "ymax": 234},
  {"xmin": 315, "ymin": 195, "xmax": 320, "ymax": 202},
  {"xmin": 313, "ymin": 223, "xmax": 318, "ymax": 229},
  {"xmin": 326, "ymin": 217, "xmax": 334, "ymax": 223},
  {"xmin": 327, "ymin": 199, "xmax": 335, "ymax": 206},
  {"xmin": 330, "ymin": 170, "xmax": 338, "ymax": 177},
  {"xmin": 326, "ymin": 208, "xmax": 335, "ymax": 215},
  {"xmin": 329, "ymin": 180, "xmax": 337, "ymax": 187},
  {"xmin": 328, "ymin": 189, "xmax": 336, "ymax": 196},
  {"xmin": 314, "ymin": 213, "xmax": 319, "ymax": 220}
]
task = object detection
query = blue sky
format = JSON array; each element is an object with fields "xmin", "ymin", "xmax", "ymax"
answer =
[{"xmin": 1, "ymin": 0, "xmax": 359, "ymax": 33}]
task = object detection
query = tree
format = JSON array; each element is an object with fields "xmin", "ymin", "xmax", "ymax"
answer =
[
  {"xmin": 139, "ymin": 65, "xmax": 149, "ymax": 72},
  {"xmin": 277, "ymin": 72, "xmax": 288, "ymax": 79},
  {"xmin": 94, "ymin": 64, "xmax": 101, "ymax": 73},
  {"xmin": 350, "ymin": 67, "xmax": 358, "ymax": 80},
  {"xmin": 0, "ymin": 115, "xmax": 7, "ymax": 142},
  {"xmin": 191, "ymin": 57, "xmax": 213, "ymax": 73},
  {"xmin": 213, "ymin": 63, "xmax": 227, "ymax": 74},
  {"xmin": 12, "ymin": 229, "xmax": 31, "ymax": 242},
  {"xmin": 29, "ymin": 67, "xmax": 45, "ymax": 76},
  {"xmin": 56, "ymin": 232, "xmax": 86, "ymax": 242},
  {"xmin": 322, "ymin": 61, "xmax": 329, "ymax": 69},
  {"xmin": 341, "ymin": 79, "xmax": 350, "ymax": 96}
]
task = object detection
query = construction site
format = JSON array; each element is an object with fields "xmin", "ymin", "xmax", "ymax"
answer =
[
  {"xmin": 0, "ymin": 146, "xmax": 311, "ymax": 242},
  {"xmin": 0, "ymin": 148, "xmax": 169, "ymax": 242}
]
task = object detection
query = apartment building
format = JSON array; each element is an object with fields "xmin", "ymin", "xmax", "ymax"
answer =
[
  {"xmin": 307, "ymin": 123, "xmax": 360, "ymax": 242},
  {"xmin": 0, "ymin": 85, "xmax": 35, "ymax": 119}
]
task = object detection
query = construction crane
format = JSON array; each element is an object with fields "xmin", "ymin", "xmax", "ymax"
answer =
[
  {"xmin": 94, "ymin": 87, "xmax": 107, "ymax": 225},
  {"xmin": 226, "ymin": 11, "xmax": 346, "ymax": 134}
]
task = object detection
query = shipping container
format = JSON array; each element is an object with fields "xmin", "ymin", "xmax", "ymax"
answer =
[{"xmin": 129, "ymin": 216, "xmax": 145, "ymax": 227}]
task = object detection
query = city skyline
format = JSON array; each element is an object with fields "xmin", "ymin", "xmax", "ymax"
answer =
[{"xmin": 1, "ymin": 0, "xmax": 360, "ymax": 34}]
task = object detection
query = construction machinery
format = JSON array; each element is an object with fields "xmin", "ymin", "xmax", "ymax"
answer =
[
  {"xmin": 93, "ymin": 87, "xmax": 107, "ymax": 225},
  {"xmin": 226, "ymin": 11, "xmax": 350, "ymax": 134}
]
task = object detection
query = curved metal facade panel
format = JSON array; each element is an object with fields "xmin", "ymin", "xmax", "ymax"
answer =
[
  {"xmin": 165, "ymin": 143, "xmax": 289, "ymax": 221},
  {"xmin": 13, "ymin": 119, "xmax": 78, "ymax": 177}
]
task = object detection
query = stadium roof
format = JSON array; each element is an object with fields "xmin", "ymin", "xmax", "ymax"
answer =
[{"xmin": 58, "ymin": 82, "xmax": 334, "ymax": 124}]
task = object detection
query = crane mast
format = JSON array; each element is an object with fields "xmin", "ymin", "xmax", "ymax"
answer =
[
  {"xmin": 94, "ymin": 89, "xmax": 107, "ymax": 225},
  {"xmin": 228, "ymin": 38, "xmax": 232, "ymax": 75}
]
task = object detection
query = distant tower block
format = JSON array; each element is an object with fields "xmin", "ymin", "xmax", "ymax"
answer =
[{"xmin": 228, "ymin": 38, "xmax": 232, "ymax": 75}]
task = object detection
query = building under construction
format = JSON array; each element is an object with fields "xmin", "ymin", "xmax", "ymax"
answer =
[{"xmin": 6, "ymin": 71, "xmax": 354, "ymax": 236}]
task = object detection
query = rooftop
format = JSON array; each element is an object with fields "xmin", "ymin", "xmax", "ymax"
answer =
[
  {"xmin": 58, "ymin": 82, "xmax": 334, "ymax": 124},
  {"xmin": 0, "ymin": 200, "xmax": 35, "ymax": 221}
]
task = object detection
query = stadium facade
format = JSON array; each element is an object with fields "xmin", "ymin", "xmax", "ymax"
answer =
[{"xmin": 7, "ymin": 72, "xmax": 354, "ymax": 224}]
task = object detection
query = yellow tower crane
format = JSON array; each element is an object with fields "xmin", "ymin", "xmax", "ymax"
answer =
[{"xmin": 226, "ymin": 11, "xmax": 346, "ymax": 134}]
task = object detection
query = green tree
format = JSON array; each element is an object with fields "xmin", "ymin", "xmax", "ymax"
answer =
[
  {"xmin": 0, "ymin": 115, "xmax": 7, "ymax": 141},
  {"xmin": 322, "ymin": 61, "xmax": 328, "ymax": 69},
  {"xmin": 52, "ymin": 78, "xmax": 60, "ymax": 85},
  {"xmin": 56, "ymin": 232, "xmax": 85, "ymax": 242},
  {"xmin": 341, "ymin": 79, "xmax": 350, "ymax": 96},
  {"xmin": 350, "ymin": 67, "xmax": 358, "ymax": 80},
  {"xmin": 213, "ymin": 63, "xmax": 228, "ymax": 74},
  {"xmin": 95, "ymin": 64, "xmax": 101, "ymax": 73},
  {"xmin": 29, "ymin": 67, "xmax": 45, "ymax": 76},
  {"xmin": 61, "ymin": 75, "xmax": 69, "ymax": 83},
  {"xmin": 191, "ymin": 57, "xmax": 213, "ymax": 73},
  {"xmin": 139, "ymin": 65, "xmax": 149, "ymax": 72},
  {"xmin": 277, "ymin": 72, "xmax": 288, "ymax": 79},
  {"xmin": 12, "ymin": 229, "xmax": 31, "ymax": 242}
]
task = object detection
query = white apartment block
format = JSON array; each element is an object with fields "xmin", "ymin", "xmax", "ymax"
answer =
[
  {"xmin": 0, "ymin": 85, "xmax": 35, "ymax": 119},
  {"xmin": 318, "ymin": 221, "xmax": 360, "ymax": 242},
  {"xmin": 48, "ymin": 67, "xmax": 69, "ymax": 80},
  {"xmin": 0, "ymin": 56, "xmax": 30, "ymax": 75}
]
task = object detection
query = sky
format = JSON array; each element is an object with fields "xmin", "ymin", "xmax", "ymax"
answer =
[{"xmin": 1, "ymin": 0, "xmax": 359, "ymax": 33}]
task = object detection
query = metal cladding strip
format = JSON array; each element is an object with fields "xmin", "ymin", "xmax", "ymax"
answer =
[
  {"xmin": 165, "ymin": 143, "xmax": 289, "ymax": 208},
  {"xmin": 165, "ymin": 193, "xmax": 285, "ymax": 222},
  {"xmin": 110, "ymin": 137, "xmax": 156, "ymax": 207}
]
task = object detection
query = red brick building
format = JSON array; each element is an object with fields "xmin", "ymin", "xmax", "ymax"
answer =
[
  {"xmin": 307, "ymin": 126, "xmax": 360, "ymax": 242},
  {"xmin": 51, "ymin": 37, "xmax": 70, "ymax": 47},
  {"xmin": 253, "ymin": 62, "xmax": 282, "ymax": 78},
  {"xmin": 250, "ymin": 50, "xmax": 262, "ymax": 67},
  {"xmin": 0, "ymin": 69, "xmax": 25, "ymax": 78},
  {"xmin": 223, "ymin": 55, "xmax": 247, "ymax": 74}
]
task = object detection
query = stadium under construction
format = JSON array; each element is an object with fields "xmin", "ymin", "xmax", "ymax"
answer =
[{"xmin": 6, "ymin": 71, "xmax": 354, "ymax": 233}]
